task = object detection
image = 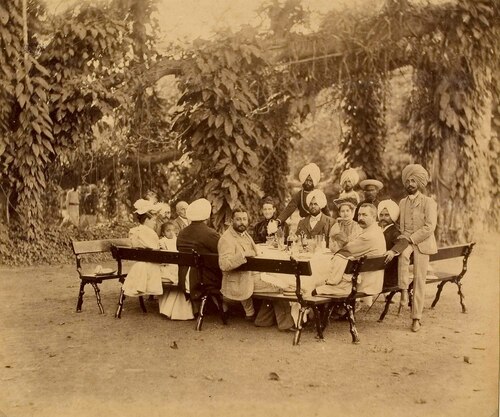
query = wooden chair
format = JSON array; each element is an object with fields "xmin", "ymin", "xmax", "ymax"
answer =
[{"xmin": 71, "ymin": 238, "xmax": 131, "ymax": 314}]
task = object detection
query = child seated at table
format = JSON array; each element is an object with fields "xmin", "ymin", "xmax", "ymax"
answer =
[
  {"xmin": 122, "ymin": 199, "xmax": 163, "ymax": 297},
  {"xmin": 158, "ymin": 221, "xmax": 194, "ymax": 320},
  {"xmin": 329, "ymin": 198, "xmax": 361, "ymax": 253},
  {"xmin": 159, "ymin": 221, "xmax": 177, "ymax": 252}
]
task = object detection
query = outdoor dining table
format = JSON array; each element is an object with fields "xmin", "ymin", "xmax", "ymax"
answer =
[{"xmin": 255, "ymin": 244, "xmax": 334, "ymax": 295}]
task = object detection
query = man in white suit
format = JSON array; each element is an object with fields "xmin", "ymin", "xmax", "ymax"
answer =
[
  {"xmin": 398, "ymin": 164, "xmax": 438, "ymax": 332},
  {"xmin": 315, "ymin": 203, "xmax": 386, "ymax": 296}
]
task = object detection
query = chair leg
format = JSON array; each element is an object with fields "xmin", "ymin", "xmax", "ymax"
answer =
[
  {"xmin": 91, "ymin": 283, "xmax": 104, "ymax": 314},
  {"xmin": 293, "ymin": 306, "xmax": 307, "ymax": 346},
  {"xmin": 76, "ymin": 281, "xmax": 87, "ymax": 312},
  {"xmin": 211, "ymin": 294, "xmax": 228, "ymax": 325},
  {"xmin": 139, "ymin": 296, "xmax": 147, "ymax": 313},
  {"xmin": 430, "ymin": 281, "xmax": 447, "ymax": 309},
  {"xmin": 313, "ymin": 306, "xmax": 324, "ymax": 340},
  {"xmin": 455, "ymin": 280, "xmax": 467, "ymax": 313},
  {"xmin": 345, "ymin": 301, "xmax": 360, "ymax": 344},
  {"xmin": 378, "ymin": 291, "xmax": 397, "ymax": 322},
  {"xmin": 196, "ymin": 295, "xmax": 208, "ymax": 331},
  {"xmin": 115, "ymin": 288, "xmax": 125, "ymax": 318}
]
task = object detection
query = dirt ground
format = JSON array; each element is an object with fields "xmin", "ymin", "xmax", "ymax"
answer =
[{"xmin": 0, "ymin": 234, "xmax": 498, "ymax": 417}]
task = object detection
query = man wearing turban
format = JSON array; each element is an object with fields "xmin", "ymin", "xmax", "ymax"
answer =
[
  {"xmin": 275, "ymin": 163, "xmax": 329, "ymax": 226},
  {"xmin": 339, "ymin": 168, "xmax": 361, "ymax": 204},
  {"xmin": 295, "ymin": 190, "xmax": 334, "ymax": 246},
  {"xmin": 377, "ymin": 200, "xmax": 409, "ymax": 289},
  {"xmin": 176, "ymin": 199, "xmax": 223, "ymax": 313},
  {"xmin": 397, "ymin": 164, "xmax": 438, "ymax": 332}
]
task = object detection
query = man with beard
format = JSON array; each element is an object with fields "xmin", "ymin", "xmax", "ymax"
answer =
[
  {"xmin": 296, "ymin": 190, "xmax": 334, "ymax": 247},
  {"xmin": 354, "ymin": 179, "xmax": 384, "ymax": 221},
  {"xmin": 377, "ymin": 200, "xmax": 408, "ymax": 289},
  {"xmin": 338, "ymin": 168, "xmax": 361, "ymax": 204},
  {"xmin": 315, "ymin": 204, "xmax": 386, "ymax": 296},
  {"xmin": 397, "ymin": 164, "xmax": 437, "ymax": 332},
  {"xmin": 274, "ymin": 163, "xmax": 329, "ymax": 226},
  {"xmin": 218, "ymin": 207, "xmax": 294, "ymax": 330}
]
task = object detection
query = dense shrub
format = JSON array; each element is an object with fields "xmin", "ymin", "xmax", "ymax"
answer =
[{"xmin": 0, "ymin": 220, "xmax": 133, "ymax": 266}]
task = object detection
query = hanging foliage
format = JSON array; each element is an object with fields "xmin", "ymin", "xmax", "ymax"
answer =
[
  {"xmin": 406, "ymin": 0, "xmax": 499, "ymax": 242},
  {"xmin": 173, "ymin": 32, "xmax": 278, "ymax": 230},
  {"xmin": 340, "ymin": 73, "xmax": 387, "ymax": 180}
]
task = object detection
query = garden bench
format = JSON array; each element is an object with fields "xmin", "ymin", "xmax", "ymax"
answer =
[
  {"xmin": 378, "ymin": 242, "xmax": 476, "ymax": 321},
  {"xmin": 316, "ymin": 242, "xmax": 475, "ymax": 344},
  {"xmin": 111, "ymin": 246, "xmax": 334, "ymax": 345},
  {"xmin": 111, "ymin": 247, "xmax": 222, "ymax": 323},
  {"xmin": 71, "ymin": 238, "xmax": 131, "ymax": 314}
]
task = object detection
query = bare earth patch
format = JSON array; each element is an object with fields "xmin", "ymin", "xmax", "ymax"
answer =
[{"xmin": 0, "ymin": 234, "xmax": 498, "ymax": 417}]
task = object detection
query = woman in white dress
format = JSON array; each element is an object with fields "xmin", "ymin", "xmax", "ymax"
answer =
[
  {"xmin": 122, "ymin": 199, "xmax": 163, "ymax": 297},
  {"xmin": 158, "ymin": 221, "xmax": 194, "ymax": 320}
]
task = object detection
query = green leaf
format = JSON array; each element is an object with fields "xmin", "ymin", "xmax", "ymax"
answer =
[
  {"xmin": 224, "ymin": 118, "xmax": 233, "ymax": 136},
  {"xmin": 0, "ymin": 5, "xmax": 8, "ymax": 25}
]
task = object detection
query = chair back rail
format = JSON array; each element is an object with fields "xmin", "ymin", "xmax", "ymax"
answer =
[{"xmin": 72, "ymin": 238, "xmax": 131, "ymax": 255}]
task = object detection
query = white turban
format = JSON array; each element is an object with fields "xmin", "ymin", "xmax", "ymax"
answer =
[
  {"xmin": 402, "ymin": 164, "xmax": 429, "ymax": 189},
  {"xmin": 377, "ymin": 200, "xmax": 400, "ymax": 223},
  {"xmin": 306, "ymin": 189, "xmax": 327, "ymax": 209},
  {"xmin": 133, "ymin": 199, "xmax": 157, "ymax": 215},
  {"xmin": 299, "ymin": 163, "xmax": 321, "ymax": 186},
  {"xmin": 340, "ymin": 168, "xmax": 359, "ymax": 187},
  {"xmin": 186, "ymin": 198, "xmax": 212, "ymax": 221}
]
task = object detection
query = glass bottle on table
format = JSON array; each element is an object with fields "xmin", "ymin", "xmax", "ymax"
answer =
[
  {"xmin": 276, "ymin": 228, "xmax": 284, "ymax": 251},
  {"xmin": 287, "ymin": 231, "xmax": 296, "ymax": 252}
]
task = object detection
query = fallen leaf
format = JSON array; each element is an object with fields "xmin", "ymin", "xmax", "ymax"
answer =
[
  {"xmin": 5, "ymin": 365, "xmax": 11, "ymax": 369},
  {"xmin": 268, "ymin": 372, "xmax": 280, "ymax": 381},
  {"xmin": 391, "ymin": 372, "xmax": 400, "ymax": 376},
  {"xmin": 472, "ymin": 347, "xmax": 485, "ymax": 350},
  {"xmin": 170, "ymin": 341, "xmax": 178, "ymax": 350},
  {"xmin": 474, "ymin": 332, "xmax": 485, "ymax": 335},
  {"xmin": 58, "ymin": 322, "xmax": 65, "ymax": 326}
]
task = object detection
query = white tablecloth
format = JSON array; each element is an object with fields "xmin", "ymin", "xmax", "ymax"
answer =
[{"xmin": 256, "ymin": 245, "xmax": 334, "ymax": 296}]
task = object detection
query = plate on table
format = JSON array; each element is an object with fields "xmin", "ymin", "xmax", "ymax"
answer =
[{"xmin": 94, "ymin": 267, "xmax": 116, "ymax": 276}]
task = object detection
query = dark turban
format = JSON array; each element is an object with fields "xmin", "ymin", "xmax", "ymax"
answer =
[{"xmin": 402, "ymin": 164, "xmax": 429, "ymax": 189}]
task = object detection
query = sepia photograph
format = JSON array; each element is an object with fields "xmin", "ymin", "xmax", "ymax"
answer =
[{"xmin": 0, "ymin": 0, "xmax": 498, "ymax": 416}]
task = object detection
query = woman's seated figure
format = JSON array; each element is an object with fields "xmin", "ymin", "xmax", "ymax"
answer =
[
  {"xmin": 329, "ymin": 198, "xmax": 361, "ymax": 253},
  {"xmin": 122, "ymin": 199, "xmax": 163, "ymax": 297}
]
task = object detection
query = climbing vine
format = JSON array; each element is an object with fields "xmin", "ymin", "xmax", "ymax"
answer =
[
  {"xmin": 406, "ymin": 0, "xmax": 499, "ymax": 242},
  {"xmin": 173, "ymin": 32, "xmax": 275, "ymax": 230},
  {"xmin": 340, "ymin": 73, "xmax": 387, "ymax": 180}
]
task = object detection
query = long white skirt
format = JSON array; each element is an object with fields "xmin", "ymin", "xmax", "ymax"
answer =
[
  {"xmin": 122, "ymin": 262, "xmax": 163, "ymax": 296},
  {"xmin": 159, "ymin": 290, "xmax": 194, "ymax": 320}
]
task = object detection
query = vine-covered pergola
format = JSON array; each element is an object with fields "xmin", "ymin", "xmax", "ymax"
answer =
[{"xmin": 0, "ymin": 0, "xmax": 498, "ymax": 244}]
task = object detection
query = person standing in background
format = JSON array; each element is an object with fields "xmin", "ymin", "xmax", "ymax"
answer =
[{"xmin": 397, "ymin": 164, "xmax": 438, "ymax": 333}]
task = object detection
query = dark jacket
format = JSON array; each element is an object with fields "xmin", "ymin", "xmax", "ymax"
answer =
[
  {"xmin": 277, "ymin": 189, "xmax": 330, "ymax": 224},
  {"xmin": 177, "ymin": 221, "xmax": 222, "ymax": 300},
  {"xmin": 382, "ymin": 223, "xmax": 409, "ymax": 288},
  {"xmin": 296, "ymin": 213, "xmax": 334, "ymax": 247},
  {"xmin": 252, "ymin": 217, "xmax": 289, "ymax": 244}
]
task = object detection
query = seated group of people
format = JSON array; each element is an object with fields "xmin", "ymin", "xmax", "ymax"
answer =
[{"xmin": 122, "ymin": 161, "xmax": 437, "ymax": 334}]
